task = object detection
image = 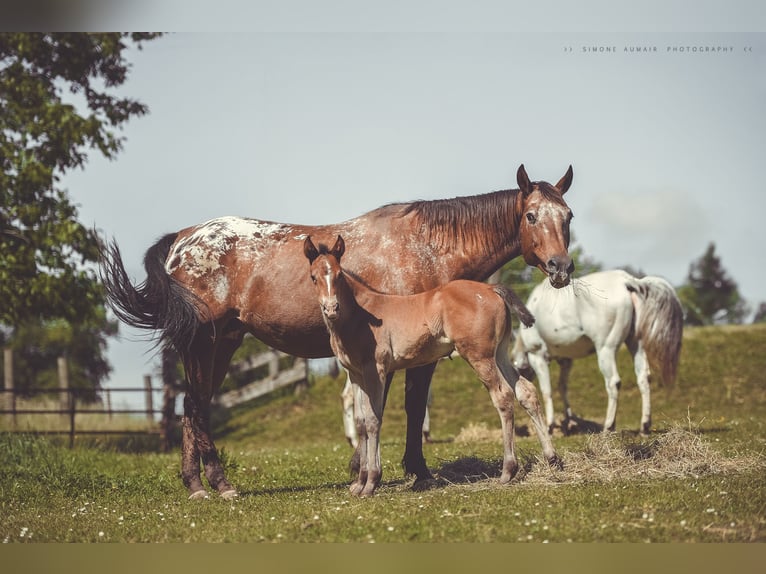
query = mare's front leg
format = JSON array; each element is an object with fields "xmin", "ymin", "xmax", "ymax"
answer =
[{"xmin": 402, "ymin": 363, "xmax": 437, "ymax": 484}]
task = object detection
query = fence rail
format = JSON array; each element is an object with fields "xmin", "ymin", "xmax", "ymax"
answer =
[
  {"xmin": 0, "ymin": 385, "xmax": 165, "ymax": 448},
  {"xmin": 2, "ymin": 346, "xmax": 310, "ymax": 449}
]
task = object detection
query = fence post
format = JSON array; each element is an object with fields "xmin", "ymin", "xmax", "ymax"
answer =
[
  {"xmin": 58, "ymin": 356, "xmax": 74, "ymax": 448},
  {"xmin": 144, "ymin": 375, "xmax": 154, "ymax": 423},
  {"xmin": 160, "ymin": 347, "xmax": 179, "ymax": 452},
  {"xmin": 3, "ymin": 348, "xmax": 15, "ymax": 428}
]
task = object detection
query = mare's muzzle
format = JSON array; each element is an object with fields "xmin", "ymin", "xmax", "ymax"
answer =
[{"xmin": 545, "ymin": 256, "xmax": 574, "ymax": 288}]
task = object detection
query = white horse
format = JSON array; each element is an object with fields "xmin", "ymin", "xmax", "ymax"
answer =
[{"xmin": 512, "ymin": 269, "xmax": 683, "ymax": 435}]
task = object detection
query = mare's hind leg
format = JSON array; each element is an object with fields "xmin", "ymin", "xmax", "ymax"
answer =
[
  {"xmin": 402, "ymin": 363, "xmax": 437, "ymax": 484},
  {"xmin": 181, "ymin": 321, "xmax": 244, "ymax": 500}
]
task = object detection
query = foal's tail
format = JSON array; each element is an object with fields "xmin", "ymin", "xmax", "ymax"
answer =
[
  {"xmin": 625, "ymin": 275, "xmax": 684, "ymax": 386},
  {"xmin": 99, "ymin": 233, "xmax": 204, "ymax": 351},
  {"xmin": 493, "ymin": 284, "xmax": 535, "ymax": 328}
]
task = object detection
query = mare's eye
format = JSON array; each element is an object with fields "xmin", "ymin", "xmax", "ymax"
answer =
[{"xmin": 526, "ymin": 212, "xmax": 537, "ymax": 224}]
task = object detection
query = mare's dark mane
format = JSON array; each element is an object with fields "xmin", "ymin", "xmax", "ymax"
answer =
[
  {"xmin": 397, "ymin": 183, "xmax": 566, "ymax": 253},
  {"xmin": 397, "ymin": 188, "xmax": 519, "ymax": 253}
]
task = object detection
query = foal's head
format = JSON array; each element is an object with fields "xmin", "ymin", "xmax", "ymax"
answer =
[
  {"xmin": 516, "ymin": 164, "xmax": 575, "ymax": 288},
  {"xmin": 303, "ymin": 235, "xmax": 346, "ymax": 322}
]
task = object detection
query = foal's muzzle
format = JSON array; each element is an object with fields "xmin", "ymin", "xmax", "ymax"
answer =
[
  {"xmin": 321, "ymin": 300, "xmax": 340, "ymax": 320},
  {"xmin": 545, "ymin": 257, "xmax": 574, "ymax": 288}
]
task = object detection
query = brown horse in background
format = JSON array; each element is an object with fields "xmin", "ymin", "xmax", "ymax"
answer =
[
  {"xmin": 304, "ymin": 235, "xmax": 562, "ymax": 496},
  {"xmin": 100, "ymin": 164, "xmax": 575, "ymax": 499}
]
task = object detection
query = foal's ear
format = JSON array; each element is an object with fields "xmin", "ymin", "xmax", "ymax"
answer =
[
  {"xmin": 517, "ymin": 164, "xmax": 532, "ymax": 196},
  {"xmin": 303, "ymin": 236, "xmax": 320, "ymax": 263},
  {"xmin": 555, "ymin": 165, "xmax": 574, "ymax": 195},
  {"xmin": 331, "ymin": 235, "xmax": 345, "ymax": 261}
]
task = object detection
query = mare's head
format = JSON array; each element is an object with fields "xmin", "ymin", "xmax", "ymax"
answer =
[
  {"xmin": 303, "ymin": 235, "xmax": 346, "ymax": 322},
  {"xmin": 516, "ymin": 164, "xmax": 575, "ymax": 288}
]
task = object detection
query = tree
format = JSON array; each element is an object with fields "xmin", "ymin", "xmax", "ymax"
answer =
[
  {"xmin": 1, "ymin": 33, "xmax": 162, "ymax": 392},
  {"xmin": 752, "ymin": 303, "xmax": 766, "ymax": 324},
  {"xmin": 677, "ymin": 242, "xmax": 749, "ymax": 326}
]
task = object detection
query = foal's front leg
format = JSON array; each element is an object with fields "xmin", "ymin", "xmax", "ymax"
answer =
[{"xmin": 352, "ymin": 368, "xmax": 387, "ymax": 497}]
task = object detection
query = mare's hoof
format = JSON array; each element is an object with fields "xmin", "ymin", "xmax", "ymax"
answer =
[
  {"xmin": 411, "ymin": 477, "xmax": 439, "ymax": 492},
  {"xmin": 220, "ymin": 489, "xmax": 238, "ymax": 500},
  {"xmin": 188, "ymin": 490, "xmax": 210, "ymax": 500}
]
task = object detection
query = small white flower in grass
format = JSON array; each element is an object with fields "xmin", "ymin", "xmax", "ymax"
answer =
[
  {"xmin": 680, "ymin": 520, "xmax": 687, "ymax": 526},
  {"xmin": 313, "ymin": 515, "xmax": 319, "ymax": 521},
  {"xmin": 387, "ymin": 526, "xmax": 394, "ymax": 531},
  {"xmin": 20, "ymin": 527, "xmax": 28, "ymax": 538},
  {"xmin": 98, "ymin": 531, "xmax": 104, "ymax": 538},
  {"xmin": 190, "ymin": 522, "xmax": 196, "ymax": 528},
  {"xmin": 706, "ymin": 508, "xmax": 716, "ymax": 514}
]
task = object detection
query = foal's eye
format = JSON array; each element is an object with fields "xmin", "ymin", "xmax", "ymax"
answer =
[{"xmin": 526, "ymin": 212, "xmax": 537, "ymax": 224}]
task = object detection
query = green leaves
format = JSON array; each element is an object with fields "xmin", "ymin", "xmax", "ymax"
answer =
[
  {"xmin": 1, "ymin": 33, "xmax": 161, "ymax": 325},
  {"xmin": 1, "ymin": 33, "xmax": 161, "ymax": 393}
]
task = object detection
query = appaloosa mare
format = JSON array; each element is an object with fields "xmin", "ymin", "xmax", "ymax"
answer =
[
  {"xmin": 100, "ymin": 164, "xmax": 575, "ymax": 499},
  {"xmin": 512, "ymin": 269, "xmax": 683, "ymax": 435},
  {"xmin": 304, "ymin": 235, "xmax": 561, "ymax": 496}
]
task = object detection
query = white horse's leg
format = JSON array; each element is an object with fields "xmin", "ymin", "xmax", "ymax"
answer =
[
  {"xmin": 628, "ymin": 340, "xmax": 652, "ymax": 435},
  {"xmin": 349, "ymin": 379, "xmax": 368, "ymax": 496},
  {"xmin": 528, "ymin": 351, "xmax": 555, "ymax": 432},
  {"xmin": 340, "ymin": 373, "xmax": 358, "ymax": 447},
  {"xmin": 596, "ymin": 346, "xmax": 622, "ymax": 432}
]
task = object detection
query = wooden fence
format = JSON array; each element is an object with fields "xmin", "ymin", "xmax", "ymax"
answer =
[{"xmin": 1, "ymin": 346, "xmax": 309, "ymax": 449}]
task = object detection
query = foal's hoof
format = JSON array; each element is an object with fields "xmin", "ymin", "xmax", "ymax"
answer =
[
  {"xmin": 220, "ymin": 489, "xmax": 238, "ymax": 500},
  {"xmin": 188, "ymin": 490, "xmax": 210, "ymax": 500}
]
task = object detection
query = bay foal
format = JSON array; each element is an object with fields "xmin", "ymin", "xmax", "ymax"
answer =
[{"xmin": 304, "ymin": 235, "xmax": 561, "ymax": 496}]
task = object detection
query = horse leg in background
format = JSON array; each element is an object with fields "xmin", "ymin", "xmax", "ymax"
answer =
[
  {"xmin": 422, "ymin": 386, "xmax": 432, "ymax": 443},
  {"xmin": 556, "ymin": 358, "xmax": 577, "ymax": 434},
  {"xmin": 527, "ymin": 351, "xmax": 556, "ymax": 433},
  {"xmin": 626, "ymin": 338, "xmax": 652, "ymax": 435},
  {"xmin": 341, "ymin": 375, "xmax": 358, "ymax": 447},
  {"xmin": 596, "ymin": 345, "xmax": 622, "ymax": 432},
  {"xmin": 402, "ymin": 363, "xmax": 438, "ymax": 485}
]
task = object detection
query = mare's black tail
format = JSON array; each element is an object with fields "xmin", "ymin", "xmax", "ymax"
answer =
[{"xmin": 99, "ymin": 233, "xmax": 203, "ymax": 351}]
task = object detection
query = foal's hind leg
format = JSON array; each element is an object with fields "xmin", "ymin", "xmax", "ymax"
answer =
[{"xmin": 467, "ymin": 357, "xmax": 520, "ymax": 483}]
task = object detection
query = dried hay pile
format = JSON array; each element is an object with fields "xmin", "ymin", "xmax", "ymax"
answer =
[{"xmin": 440, "ymin": 423, "xmax": 765, "ymax": 487}]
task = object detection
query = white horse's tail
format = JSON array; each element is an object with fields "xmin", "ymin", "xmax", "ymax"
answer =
[{"xmin": 625, "ymin": 275, "xmax": 684, "ymax": 386}]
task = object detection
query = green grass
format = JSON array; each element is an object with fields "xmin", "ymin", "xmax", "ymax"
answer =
[{"xmin": 1, "ymin": 324, "xmax": 765, "ymax": 542}]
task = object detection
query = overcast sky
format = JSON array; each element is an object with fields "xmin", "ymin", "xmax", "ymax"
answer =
[{"xmin": 58, "ymin": 7, "xmax": 765, "ymax": 407}]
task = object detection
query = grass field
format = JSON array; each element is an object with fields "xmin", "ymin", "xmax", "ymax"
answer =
[{"xmin": 1, "ymin": 324, "xmax": 765, "ymax": 543}]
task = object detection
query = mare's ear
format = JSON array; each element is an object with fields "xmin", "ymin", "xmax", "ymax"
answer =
[
  {"xmin": 303, "ymin": 236, "xmax": 320, "ymax": 263},
  {"xmin": 517, "ymin": 164, "xmax": 532, "ymax": 196},
  {"xmin": 331, "ymin": 235, "xmax": 345, "ymax": 261},
  {"xmin": 555, "ymin": 165, "xmax": 573, "ymax": 195}
]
